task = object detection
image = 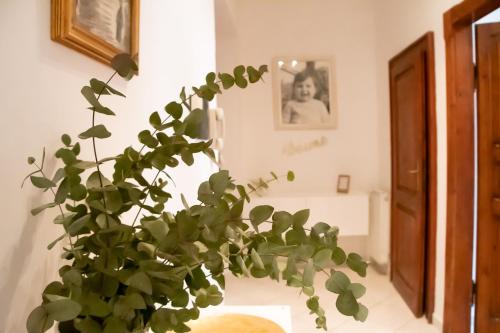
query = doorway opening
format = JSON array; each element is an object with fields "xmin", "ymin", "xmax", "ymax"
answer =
[{"xmin": 443, "ymin": 1, "xmax": 500, "ymax": 332}]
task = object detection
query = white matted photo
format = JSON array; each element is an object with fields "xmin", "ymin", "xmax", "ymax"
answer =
[{"xmin": 273, "ymin": 57, "xmax": 337, "ymax": 130}]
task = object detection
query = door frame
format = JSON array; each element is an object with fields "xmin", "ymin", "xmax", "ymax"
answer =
[
  {"xmin": 389, "ymin": 32, "xmax": 437, "ymax": 322},
  {"xmin": 443, "ymin": 0, "xmax": 500, "ymax": 332}
]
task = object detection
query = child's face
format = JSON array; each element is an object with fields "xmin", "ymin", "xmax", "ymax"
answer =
[{"xmin": 294, "ymin": 77, "xmax": 317, "ymax": 102}]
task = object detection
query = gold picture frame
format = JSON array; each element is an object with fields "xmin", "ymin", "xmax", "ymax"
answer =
[
  {"xmin": 51, "ymin": 0, "xmax": 140, "ymax": 67},
  {"xmin": 336, "ymin": 174, "xmax": 350, "ymax": 194}
]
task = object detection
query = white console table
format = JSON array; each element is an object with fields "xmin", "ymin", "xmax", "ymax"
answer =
[{"xmin": 244, "ymin": 193, "xmax": 369, "ymax": 236}]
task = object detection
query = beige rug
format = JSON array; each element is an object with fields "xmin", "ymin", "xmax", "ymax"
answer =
[{"xmin": 187, "ymin": 313, "xmax": 286, "ymax": 333}]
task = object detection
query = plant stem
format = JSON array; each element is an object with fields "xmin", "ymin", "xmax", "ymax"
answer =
[
  {"xmin": 92, "ymin": 71, "xmax": 118, "ymax": 227},
  {"xmin": 131, "ymin": 169, "xmax": 161, "ymax": 227},
  {"xmin": 34, "ymin": 163, "xmax": 73, "ymax": 248}
]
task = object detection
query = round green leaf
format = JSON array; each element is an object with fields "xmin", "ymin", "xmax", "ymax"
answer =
[
  {"xmin": 336, "ymin": 290, "xmax": 359, "ymax": 316},
  {"xmin": 347, "ymin": 283, "xmax": 366, "ymax": 299},
  {"xmin": 354, "ymin": 303, "xmax": 369, "ymax": 322},
  {"xmin": 313, "ymin": 249, "xmax": 333, "ymax": 269},
  {"xmin": 43, "ymin": 298, "xmax": 82, "ymax": 321},
  {"xmin": 249, "ymin": 205, "xmax": 274, "ymax": 231},
  {"xmin": 26, "ymin": 306, "xmax": 54, "ymax": 333},
  {"xmin": 325, "ymin": 270, "xmax": 350, "ymax": 294},
  {"xmin": 347, "ymin": 253, "xmax": 368, "ymax": 277},
  {"xmin": 61, "ymin": 134, "xmax": 72, "ymax": 146},
  {"xmin": 287, "ymin": 170, "xmax": 295, "ymax": 181},
  {"xmin": 332, "ymin": 247, "xmax": 347, "ymax": 265},
  {"xmin": 292, "ymin": 209, "xmax": 310, "ymax": 227},
  {"xmin": 125, "ymin": 272, "xmax": 152, "ymax": 295},
  {"xmin": 165, "ymin": 101, "xmax": 183, "ymax": 119}
]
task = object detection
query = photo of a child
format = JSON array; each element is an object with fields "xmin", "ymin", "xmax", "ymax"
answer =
[{"xmin": 273, "ymin": 59, "xmax": 336, "ymax": 129}]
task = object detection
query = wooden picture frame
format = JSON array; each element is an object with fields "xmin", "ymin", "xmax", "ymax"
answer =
[
  {"xmin": 336, "ymin": 175, "xmax": 350, "ymax": 194},
  {"xmin": 272, "ymin": 57, "xmax": 337, "ymax": 130},
  {"xmin": 51, "ymin": 0, "xmax": 140, "ymax": 67}
]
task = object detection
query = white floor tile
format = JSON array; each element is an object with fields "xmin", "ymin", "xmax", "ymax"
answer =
[{"xmin": 223, "ymin": 267, "xmax": 439, "ymax": 333}]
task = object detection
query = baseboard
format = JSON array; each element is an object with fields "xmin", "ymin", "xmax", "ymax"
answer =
[
  {"xmin": 369, "ymin": 256, "xmax": 389, "ymax": 275},
  {"xmin": 432, "ymin": 313, "xmax": 443, "ymax": 331}
]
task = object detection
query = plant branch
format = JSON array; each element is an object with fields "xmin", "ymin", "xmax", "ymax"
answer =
[
  {"xmin": 33, "ymin": 162, "xmax": 73, "ymax": 248},
  {"xmin": 92, "ymin": 71, "xmax": 118, "ymax": 227}
]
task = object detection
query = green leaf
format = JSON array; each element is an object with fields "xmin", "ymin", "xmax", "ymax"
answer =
[
  {"xmin": 86, "ymin": 171, "xmax": 112, "ymax": 189},
  {"xmin": 249, "ymin": 205, "xmax": 274, "ymax": 231},
  {"xmin": 181, "ymin": 148, "xmax": 194, "ymax": 166},
  {"xmin": 347, "ymin": 283, "xmax": 366, "ymax": 299},
  {"xmin": 229, "ymin": 199, "xmax": 244, "ymax": 218},
  {"xmin": 292, "ymin": 209, "xmax": 310, "ymax": 227},
  {"xmin": 47, "ymin": 234, "xmax": 65, "ymax": 250},
  {"xmin": 74, "ymin": 317, "xmax": 102, "ymax": 333},
  {"xmin": 347, "ymin": 253, "xmax": 368, "ymax": 277},
  {"xmin": 68, "ymin": 214, "xmax": 91, "ymax": 236},
  {"xmin": 218, "ymin": 73, "xmax": 234, "ymax": 89},
  {"xmin": 26, "ymin": 306, "xmax": 54, "ymax": 333},
  {"xmin": 43, "ymin": 298, "xmax": 82, "ymax": 321},
  {"xmin": 104, "ymin": 190, "xmax": 123, "ymax": 213},
  {"xmin": 30, "ymin": 176, "xmax": 56, "ymax": 189},
  {"xmin": 247, "ymin": 66, "xmax": 261, "ymax": 83},
  {"xmin": 28, "ymin": 156, "xmax": 36, "ymax": 165},
  {"xmin": 103, "ymin": 316, "xmax": 127, "ymax": 333},
  {"xmin": 62, "ymin": 269, "xmax": 82, "ymax": 288},
  {"xmin": 165, "ymin": 101, "xmax": 183, "ymax": 119},
  {"xmin": 78, "ymin": 125, "xmax": 111, "ymax": 140},
  {"xmin": 61, "ymin": 134, "xmax": 71, "ymax": 146},
  {"xmin": 81, "ymin": 86, "xmax": 115, "ymax": 115},
  {"xmin": 73, "ymin": 161, "xmax": 98, "ymax": 170},
  {"xmin": 250, "ymin": 248, "xmax": 265, "ymax": 270},
  {"xmin": 313, "ymin": 249, "xmax": 333, "ymax": 269},
  {"xmin": 306, "ymin": 296, "xmax": 319, "ymax": 312},
  {"xmin": 259, "ymin": 64, "xmax": 269, "ymax": 74},
  {"xmin": 332, "ymin": 247, "xmax": 347, "ymax": 265},
  {"xmin": 336, "ymin": 290, "xmax": 359, "ymax": 316},
  {"xmin": 354, "ymin": 303, "xmax": 369, "ymax": 322},
  {"xmin": 111, "ymin": 53, "xmax": 138, "ymax": 78},
  {"xmin": 272, "ymin": 211, "xmax": 293, "ymax": 234},
  {"xmin": 54, "ymin": 179, "xmax": 69, "ymax": 204},
  {"xmin": 125, "ymin": 272, "xmax": 152, "ymax": 295},
  {"xmin": 31, "ymin": 202, "xmax": 57, "ymax": 216},
  {"xmin": 209, "ymin": 170, "xmax": 230, "ymax": 196},
  {"xmin": 149, "ymin": 111, "xmax": 162, "ymax": 129},
  {"xmin": 90, "ymin": 78, "xmax": 125, "ymax": 97},
  {"xmin": 237, "ymin": 255, "xmax": 251, "ymax": 277},
  {"xmin": 124, "ymin": 293, "xmax": 146, "ymax": 309},
  {"xmin": 325, "ymin": 270, "xmax": 350, "ymax": 294},
  {"xmin": 184, "ymin": 108, "xmax": 205, "ymax": 138},
  {"xmin": 303, "ymin": 259, "xmax": 315, "ymax": 287},
  {"xmin": 142, "ymin": 219, "xmax": 169, "ymax": 242},
  {"xmin": 287, "ymin": 170, "xmax": 295, "ymax": 181}
]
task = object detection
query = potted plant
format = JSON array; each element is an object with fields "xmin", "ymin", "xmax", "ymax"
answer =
[{"xmin": 24, "ymin": 54, "xmax": 367, "ymax": 333}]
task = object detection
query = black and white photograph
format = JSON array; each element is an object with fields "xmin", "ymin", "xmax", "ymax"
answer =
[
  {"xmin": 74, "ymin": 0, "xmax": 132, "ymax": 52},
  {"xmin": 273, "ymin": 58, "xmax": 337, "ymax": 130}
]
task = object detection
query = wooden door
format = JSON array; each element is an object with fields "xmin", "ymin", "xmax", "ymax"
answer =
[
  {"xmin": 389, "ymin": 33, "xmax": 435, "ymax": 317},
  {"xmin": 476, "ymin": 22, "xmax": 500, "ymax": 333}
]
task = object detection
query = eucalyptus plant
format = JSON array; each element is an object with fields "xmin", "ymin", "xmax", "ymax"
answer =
[{"xmin": 24, "ymin": 54, "xmax": 368, "ymax": 333}]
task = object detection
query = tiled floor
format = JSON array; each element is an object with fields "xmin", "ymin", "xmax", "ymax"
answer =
[{"xmin": 223, "ymin": 267, "xmax": 439, "ymax": 333}]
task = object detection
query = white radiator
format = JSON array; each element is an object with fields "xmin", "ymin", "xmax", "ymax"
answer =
[{"xmin": 368, "ymin": 190, "xmax": 390, "ymax": 274}]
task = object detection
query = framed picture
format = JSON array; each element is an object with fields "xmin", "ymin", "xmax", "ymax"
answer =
[
  {"xmin": 337, "ymin": 175, "xmax": 350, "ymax": 194},
  {"xmin": 51, "ymin": 0, "xmax": 140, "ymax": 67},
  {"xmin": 272, "ymin": 57, "xmax": 337, "ymax": 130}
]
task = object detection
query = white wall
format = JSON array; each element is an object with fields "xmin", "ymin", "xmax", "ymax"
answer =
[
  {"xmin": 215, "ymin": 0, "xmax": 380, "ymax": 197},
  {"xmin": 0, "ymin": 0, "xmax": 216, "ymax": 331},
  {"xmin": 372, "ymin": 0, "xmax": 461, "ymax": 327}
]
